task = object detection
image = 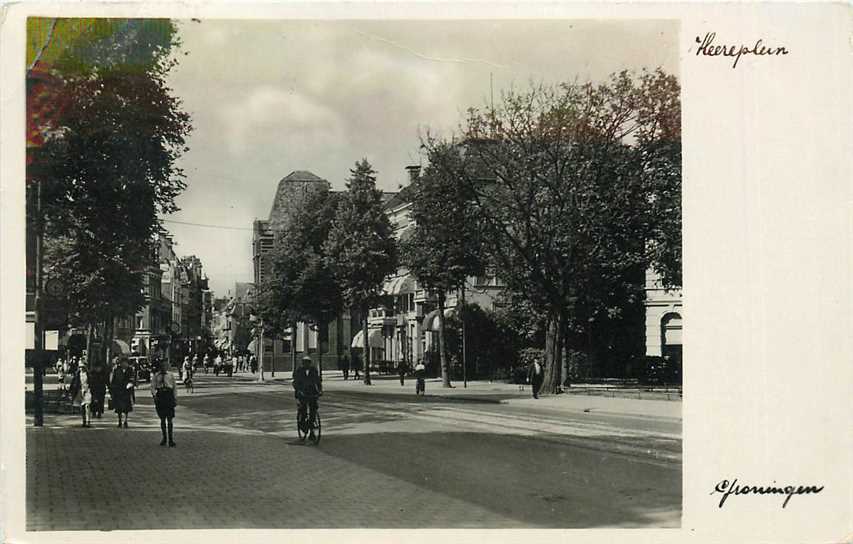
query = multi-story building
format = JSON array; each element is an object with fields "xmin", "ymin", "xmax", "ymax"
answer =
[
  {"xmin": 130, "ymin": 244, "xmax": 171, "ymax": 362},
  {"xmin": 180, "ymin": 255, "xmax": 209, "ymax": 353},
  {"xmin": 360, "ymin": 165, "xmax": 504, "ymax": 373},
  {"xmin": 644, "ymin": 269, "xmax": 683, "ymax": 365}
]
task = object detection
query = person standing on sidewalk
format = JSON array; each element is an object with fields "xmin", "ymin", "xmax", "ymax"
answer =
[
  {"xmin": 151, "ymin": 359, "xmax": 178, "ymax": 447},
  {"xmin": 109, "ymin": 357, "xmax": 134, "ymax": 428},
  {"xmin": 527, "ymin": 357, "xmax": 545, "ymax": 399},
  {"xmin": 70, "ymin": 362, "xmax": 92, "ymax": 427}
]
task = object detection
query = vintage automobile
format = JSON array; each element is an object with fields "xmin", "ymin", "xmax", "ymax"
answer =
[{"xmin": 129, "ymin": 355, "xmax": 152, "ymax": 382}]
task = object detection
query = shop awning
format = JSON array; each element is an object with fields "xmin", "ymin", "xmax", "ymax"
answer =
[
  {"xmin": 383, "ymin": 274, "xmax": 417, "ymax": 296},
  {"xmin": 112, "ymin": 339, "xmax": 131, "ymax": 355},
  {"xmin": 421, "ymin": 307, "xmax": 457, "ymax": 332},
  {"xmin": 351, "ymin": 328, "xmax": 384, "ymax": 349}
]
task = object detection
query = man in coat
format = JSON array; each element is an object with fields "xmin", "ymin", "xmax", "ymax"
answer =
[{"xmin": 527, "ymin": 357, "xmax": 545, "ymax": 399}]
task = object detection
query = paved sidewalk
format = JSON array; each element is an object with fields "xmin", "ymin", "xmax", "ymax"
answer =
[{"xmin": 315, "ymin": 373, "xmax": 682, "ymax": 419}]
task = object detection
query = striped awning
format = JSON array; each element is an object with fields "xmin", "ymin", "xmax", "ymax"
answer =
[
  {"xmin": 351, "ymin": 328, "xmax": 384, "ymax": 349},
  {"xmin": 421, "ymin": 307, "xmax": 457, "ymax": 332},
  {"xmin": 112, "ymin": 339, "xmax": 131, "ymax": 355},
  {"xmin": 383, "ymin": 275, "xmax": 417, "ymax": 296}
]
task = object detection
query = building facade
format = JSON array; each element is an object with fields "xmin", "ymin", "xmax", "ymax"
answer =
[
  {"xmin": 251, "ymin": 170, "xmax": 357, "ymax": 373},
  {"xmin": 644, "ymin": 269, "xmax": 683, "ymax": 365}
]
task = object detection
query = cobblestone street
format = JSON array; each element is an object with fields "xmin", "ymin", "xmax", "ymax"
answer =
[{"xmin": 26, "ymin": 372, "xmax": 681, "ymax": 529}]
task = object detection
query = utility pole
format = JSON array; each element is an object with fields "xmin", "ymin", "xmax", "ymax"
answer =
[
  {"xmin": 460, "ymin": 282, "xmax": 467, "ymax": 389},
  {"xmin": 32, "ymin": 181, "xmax": 45, "ymax": 426}
]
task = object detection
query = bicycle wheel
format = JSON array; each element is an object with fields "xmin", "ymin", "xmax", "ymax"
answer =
[
  {"xmin": 310, "ymin": 412, "xmax": 321, "ymax": 445},
  {"xmin": 296, "ymin": 410, "xmax": 308, "ymax": 442}
]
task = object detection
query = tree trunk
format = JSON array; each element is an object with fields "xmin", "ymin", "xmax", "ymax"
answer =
[
  {"xmin": 436, "ymin": 292, "xmax": 452, "ymax": 387},
  {"xmin": 362, "ymin": 307, "xmax": 371, "ymax": 385},
  {"xmin": 85, "ymin": 322, "xmax": 94, "ymax": 363},
  {"xmin": 104, "ymin": 314, "xmax": 114, "ymax": 367},
  {"xmin": 540, "ymin": 310, "xmax": 565, "ymax": 395}
]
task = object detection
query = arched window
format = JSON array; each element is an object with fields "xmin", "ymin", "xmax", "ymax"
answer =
[{"xmin": 661, "ymin": 313, "xmax": 682, "ymax": 346}]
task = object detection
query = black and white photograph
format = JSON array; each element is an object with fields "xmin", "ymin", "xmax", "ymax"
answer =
[
  {"xmin": 4, "ymin": 2, "xmax": 853, "ymax": 543},
  {"xmin": 20, "ymin": 17, "xmax": 683, "ymax": 530}
]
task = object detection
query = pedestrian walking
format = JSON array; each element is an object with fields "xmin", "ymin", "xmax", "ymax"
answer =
[
  {"xmin": 341, "ymin": 354, "xmax": 350, "ymax": 380},
  {"xmin": 214, "ymin": 353, "xmax": 223, "ymax": 376},
  {"xmin": 528, "ymin": 357, "xmax": 545, "ymax": 399},
  {"xmin": 56, "ymin": 357, "xmax": 66, "ymax": 395},
  {"xmin": 70, "ymin": 362, "xmax": 92, "ymax": 427},
  {"xmin": 398, "ymin": 361, "xmax": 407, "ymax": 386},
  {"xmin": 89, "ymin": 361, "xmax": 107, "ymax": 418},
  {"xmin": 352, "ymin": 354, "xmax": 361, "ymax": 380},
  {"xmin": 203, "ymin": 353, "xmax": 210, "ymax": 374},
  {"xmin": 181, "ymin": 355, "xmax": 193, "ymax": 384},
  {"xmin": 109, "ymin": 357, "xmax": 134, "ymax": 428},
  {"xmin": 414, "ymin": 359, "xmax": 426, "ymax": 395},
  {"xmin": 250, "ymin": 354, "xmax": 257, "ymax": 374},
  {"xmin": 151, "ymin": 359, "xmax": 178, "ymax": 447}
]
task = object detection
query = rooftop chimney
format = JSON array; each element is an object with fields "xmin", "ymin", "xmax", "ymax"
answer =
[{"xmin": 405, "ymin": 165, "xmax": 421, "ymax": 184}]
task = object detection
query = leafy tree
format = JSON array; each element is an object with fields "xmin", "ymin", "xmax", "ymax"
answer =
[
  {"xmin": 441, "ymin": 69, "xmax": 680, "ymax": 394},
  {"xmin": 400, "ymin": 143, "xmax": 485, "ymax": 387},
  {"xmin": 260, "ymin": 188, "xmax": 343, "ymax": 373},
  {"xmin": 28, "ymin": 19, "xmax": 191, "ymax": 363},
  {"xmin": 324, "ymin": 160, "xmax": 398, "ymax": 385}
]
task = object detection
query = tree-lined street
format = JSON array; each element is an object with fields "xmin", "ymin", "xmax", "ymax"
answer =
[{"xmin": 26, "ymin": 372, "xmax": 680, "ymax": 530}]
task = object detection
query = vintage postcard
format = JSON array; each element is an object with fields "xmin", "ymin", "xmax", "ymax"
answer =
[{"xmin": 1, "ymin": 3, "xmax": 850, "ymax": 544}]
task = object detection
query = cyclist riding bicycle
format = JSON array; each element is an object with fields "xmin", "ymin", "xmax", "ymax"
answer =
[{"xmin": 293, "ymin": 356, "xmax": 322, "ymax": 428}]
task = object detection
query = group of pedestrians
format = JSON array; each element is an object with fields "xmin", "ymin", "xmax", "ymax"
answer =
[
  {"xmin": 179, "ymin": 351, "xmax": 257, "ymax": 378},
  {"xmin": 55, "ymin": 354, "xmax": 179, "ymax": 447}
]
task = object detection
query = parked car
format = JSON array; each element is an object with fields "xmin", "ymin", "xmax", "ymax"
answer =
[{"xmin": 129, "ymin": 356, "xmax": 152, "ymax": 382}]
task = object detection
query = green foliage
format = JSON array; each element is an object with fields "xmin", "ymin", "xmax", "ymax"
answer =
[
  {"xmin": 442, "ymin": 69, "xmax": 680, "ymax": 389},
  {"xmin": 442, "ymin": 303, "xmax": 521, "ymax": 380},
  {"xmin": 260, "ymin": 189, "xmax": 343, "ymax": 332},
  {"xmin": 29, "ymin": 19, "xmax": 192, "ymax": 329},
  {"xmin": 324, "ymin": 159, "xmax": 398, "ymax": 312},
  {"xmin": 401, "ymin": 143, "xmax": 486, "ymax": 295}
]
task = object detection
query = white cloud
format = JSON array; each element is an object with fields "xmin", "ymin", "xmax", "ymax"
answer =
[{"xmin": 218, "ymin": 86, "xmax": 344, "ymax": 156}]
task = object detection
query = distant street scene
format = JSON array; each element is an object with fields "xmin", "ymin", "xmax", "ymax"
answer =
[{"xmin": 25, "ymin": 18, "xmax": 682, "ymax": 529}]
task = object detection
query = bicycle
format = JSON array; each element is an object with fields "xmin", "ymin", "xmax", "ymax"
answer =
[{"xmin": 296, "ymin": 392, "xmax": 322, "ymax": 444}]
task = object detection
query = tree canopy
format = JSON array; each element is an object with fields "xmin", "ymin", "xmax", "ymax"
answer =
[
  {"xmin": 401, "ymin": 143, "xmax": 486, "ymax": 386},
  {"xmin": 432, "ymin": 69, "xmax": 681, "ymax": 393},
  {"xmin": 28, "ymin": 18, "xmax": 192, "ymax": 346},
  {"xmin": 324, "ymin": 159, "xmax": 398, "ymax": 384}
]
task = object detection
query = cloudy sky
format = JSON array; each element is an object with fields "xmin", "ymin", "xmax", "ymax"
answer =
[{"xmin": 163, "ymin": 19, "xmax": 678, "ymax": 296}]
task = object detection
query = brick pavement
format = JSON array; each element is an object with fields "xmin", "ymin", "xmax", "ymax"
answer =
[{"xmin": 26, "ymin": 373, "xmax": 681, "ymax": 530}]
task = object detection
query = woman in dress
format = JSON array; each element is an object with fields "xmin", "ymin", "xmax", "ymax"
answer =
[
  {"xmin": 71, "ymin": 362, "xmax": 92, "ymax": 427},
  {"xmin": 109, "ymin": 357, "xmax": 134, "ymax": 428},
  {"xmin": 151, "ymin": 358, "xmax": 178, "ymax": 447},
  {"xmin": 55, "ymin": 357, "xmax": 66, "ymax": 395}
]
